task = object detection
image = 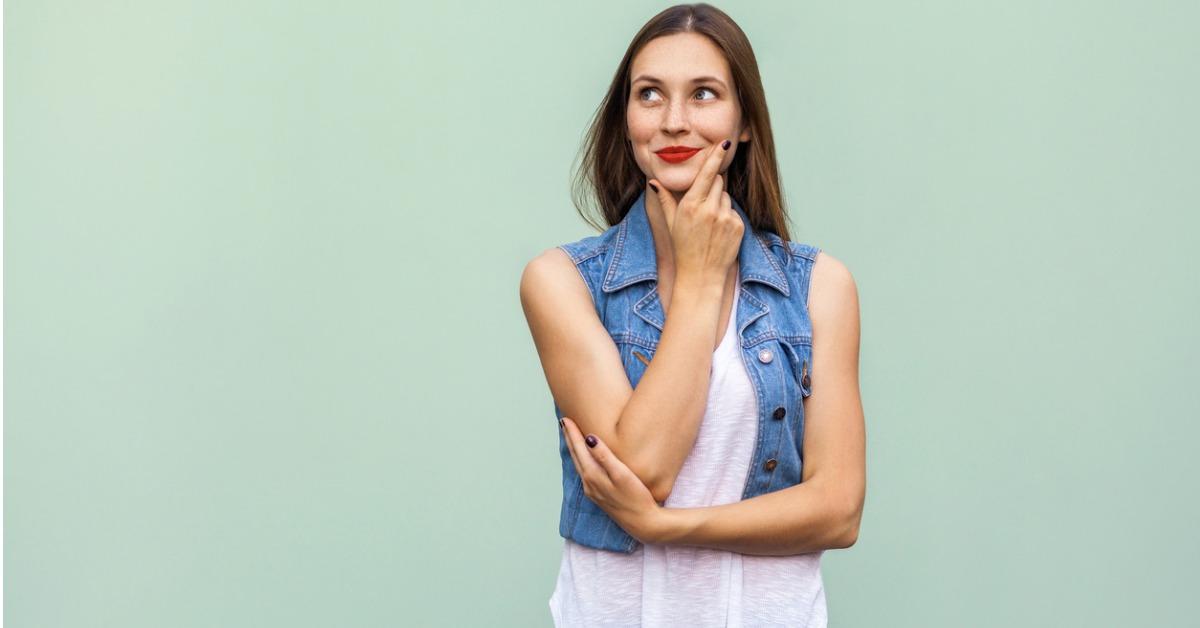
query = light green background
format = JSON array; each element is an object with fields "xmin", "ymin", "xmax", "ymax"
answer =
[{"xmin": 6, "ymin": 1, "xmax": 1197, "ymax": 626}]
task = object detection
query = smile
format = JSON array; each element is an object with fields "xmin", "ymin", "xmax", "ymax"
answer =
[{"xmin": 654, "ymin": 146, "xmax": 702, "ymax": 164}]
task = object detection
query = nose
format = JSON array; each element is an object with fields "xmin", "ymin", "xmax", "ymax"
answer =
[{"xmin": 661, "ymin": 98, "xmax": 690, "ymax": 135}]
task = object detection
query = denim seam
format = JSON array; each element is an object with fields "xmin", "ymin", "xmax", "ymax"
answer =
[
  {"xmin": 557, "ymin": 243, "xmax": 609, "ymax": 310},
  {"xmin": 741, "ymin": 343, "xmax": 768, "ymax": 500},
  {"xmin": 787, "ymin": 241, "xmax": 819, "ymax": 262},
  {"xmin": 764, "ymin": 355, "xmax": 788, "ymax": 492},
  {"xmin": 612, "ymin": 332, "xmax": 658, "ymax": 350},
  {"xmin": 753, "ymin": 232, "xmax": 790, "ymax": 295}
]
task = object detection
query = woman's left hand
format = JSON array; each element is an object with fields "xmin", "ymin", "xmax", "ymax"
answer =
[{"xmin": 560, "ymin": 416, "xmax": 666, "ymax": 544}]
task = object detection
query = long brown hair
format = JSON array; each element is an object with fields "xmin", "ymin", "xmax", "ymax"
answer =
[{"xmin": 570, "ymin": 3, "xmax": 792, "ymax": 241}]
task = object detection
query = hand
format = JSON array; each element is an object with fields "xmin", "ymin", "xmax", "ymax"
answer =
[
  {"xmin": 560, "ymin": 416, "xmax": 666, "ymax": 544},
  {"xmin": 648, "ymin": 139, "xmax": 744, "ymax": 283}
]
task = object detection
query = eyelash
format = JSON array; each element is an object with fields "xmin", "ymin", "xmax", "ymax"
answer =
[{"xmin": 637, "ymin": 86, "xmax": 718, "ymax": 102}]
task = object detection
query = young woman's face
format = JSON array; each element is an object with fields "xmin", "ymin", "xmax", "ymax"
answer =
[{"xmin": 626, "ymin": 32, "xmax": 750, "ymax": 194}]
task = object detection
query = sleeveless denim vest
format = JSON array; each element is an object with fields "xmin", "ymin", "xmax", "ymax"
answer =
[{"xmin": 552, "ymin": 189, "xmax": 822, "ymax": 553}]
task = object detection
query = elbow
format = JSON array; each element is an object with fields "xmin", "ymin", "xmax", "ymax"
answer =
[
  {"xmin": 640, "ymin": 466, "xmax": 674, "ymax": 505},
  {"xmin": 636, "ymin": 461, "xmax": 673, "ymax": 504},
  {"xmin": 619, "ymin": 437, "xmax": 674, "ymax": 504},
  {"xmin": 649, "ymin": 477, "xmax": 674, "ymax": 505},
  {"xmin": 837, "ymin": 522, "xmax": 859, "ymax": 549},
  {"xmin": 835, "ymin": 503, "xmax": 863, "ymax": 549}
]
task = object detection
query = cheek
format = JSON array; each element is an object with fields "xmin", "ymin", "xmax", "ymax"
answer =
[
  {"xmin": 626, "ymin": 116, "xmax": 656, "ymax": 167},
  {"xmin": 626, "ymin": 111, "xmax": 655, "ymax": 142},
  {"xmin": 693, "ymin": 104, "xmax": 741, "ymax": 136}
]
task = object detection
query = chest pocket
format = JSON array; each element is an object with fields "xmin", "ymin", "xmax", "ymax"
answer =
[
  {"xmin": 614, "ymin": 333, "xmax": 657, "ymax": 389},
  {"xmin": 780, "ymin": 337, "xmax": 814, "ymax": 398}
]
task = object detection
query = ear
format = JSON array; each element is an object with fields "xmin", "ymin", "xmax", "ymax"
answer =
[{"xmin": 739, "ymin": 122, "xmax": 751, "ymax": 143}]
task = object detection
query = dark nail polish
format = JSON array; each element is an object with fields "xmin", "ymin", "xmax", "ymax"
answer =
[
  {"xmin": 721, "ymin": 139, "xmax": 731, "ymax": 150},
  {"xmin": 585, "ymin": 434, "xmax": 598, "ymax": 448},
  {"xmin": 648, "ymin": 182, "xmax": 658, "ymax": 193},
  {"xmin": 559, "ymin": 418, "xmax": 565, "ymax": 430}
]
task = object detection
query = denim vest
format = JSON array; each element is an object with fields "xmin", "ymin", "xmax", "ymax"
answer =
[{"xmin": 552, "ymin": 190, "xmax": 821, "ymax": 553}]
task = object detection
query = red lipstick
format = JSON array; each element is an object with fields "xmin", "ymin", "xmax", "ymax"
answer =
[{"xmin": 654, "ymin": 145, "xmax": 702, "ymax": 164}]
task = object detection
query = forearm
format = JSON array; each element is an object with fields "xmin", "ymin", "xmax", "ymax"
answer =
[
  {"xmin": 653, "ymin": 478, "xmax": 857, "ymax": 556},
  {"xmin": 616, "ymin": 273, "xmax": 725, "ymax": 502}
]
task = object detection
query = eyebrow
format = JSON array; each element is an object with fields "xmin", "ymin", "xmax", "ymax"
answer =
[{"xmin": 631, "ymin": 74, "xmax": 729, "ymax": 90}]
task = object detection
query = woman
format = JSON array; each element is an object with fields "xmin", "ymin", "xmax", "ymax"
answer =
[{"xmin": 520, "ymin": 4, "xmax": 865, "ymax": 626}]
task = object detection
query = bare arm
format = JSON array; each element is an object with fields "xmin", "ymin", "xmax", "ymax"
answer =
[
  {"xmin": 520, "ymin": 247, "xmax": 725, "ymax": 502},
  {"xmin": 650, "ymin": 251, "xmax": 867, "ymax": 554}
]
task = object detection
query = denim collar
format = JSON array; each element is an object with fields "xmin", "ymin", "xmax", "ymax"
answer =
[{"xmin": 601, "ymin": 189, "xmax": 790, "ymax": 297}]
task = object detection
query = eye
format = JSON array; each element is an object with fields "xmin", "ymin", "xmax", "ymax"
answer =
[
  {"xmin": 637, "ymin": 87, "xmax": 663, "ymax": 102},
  {"xmin": 635, "ymin": 86, "xmax": 720, "ymax": 102}
]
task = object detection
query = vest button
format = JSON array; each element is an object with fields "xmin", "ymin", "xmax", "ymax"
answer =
[
  {"xmin": 764, "ymin": 458, "xmax": 778, "ymax": 471},
  {"xmin": 772, "ymin": 406, "xmax": 786, "ymax": 420},
  {"xmin": 757, "ymin": 348, "xmax": 773, "ymax": 363},
  {"xmin": 802, "ymin": 373, "xmax": 811, "ymax": 389}
]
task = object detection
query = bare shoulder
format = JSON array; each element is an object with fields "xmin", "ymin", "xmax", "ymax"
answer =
[
  {"xmin": 519, "ymin": 246, "xmax": 599, "ymax": 342},
  {"xmin": 519, "ymin": 246, "xmax": 588, "ymax": 309},
  {"xmin": 522, "ymin": 245, "xmax": 573, "ymax": 276},
  {"xmin": 808, "ymin": 250, "xmax": 860, "ymax": 340}
]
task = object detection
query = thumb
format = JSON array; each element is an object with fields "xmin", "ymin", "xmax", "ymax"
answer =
[{"xmin": 648, "ymin": 179, "xmax": 676, "ymax": 231}]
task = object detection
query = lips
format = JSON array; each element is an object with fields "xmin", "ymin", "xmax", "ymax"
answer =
[{"xmin": 654, "ymin": 145, "xmax": 702, "ymax": 164}]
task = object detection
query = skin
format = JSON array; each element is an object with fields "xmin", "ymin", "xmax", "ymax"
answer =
[
  {"xmin": 558, "ymin": 32, "xmax": 866, "ymax": 555},
  {"xmin": 523, "ymin": 32, "xmax": 749, "ymax": 504},
  {"xmin": 628, "ymin": 32, "xmax": 751, "ymax": 342}
]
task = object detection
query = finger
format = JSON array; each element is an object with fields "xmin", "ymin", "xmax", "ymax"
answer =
[
  {"xmin": 560, "ymin": 418, "xmax": 584, "ymax": 480},
  {"xmin": 683, "ymin": 139, "xmax": 731, "ymax": 204},
  {"xmin": 706, "ymin": 173, "xmax": 723, "ymax": 209},
  {"xmin": 648, "ymin": 179, "xmax": 676, "ymax": 231},
  {"xmin": 582, "ymin": 433, "xmax": 632, "ymax": 483},
  {"xmin": 562, "ymin": 417, "xmax": 609, "ymax": 486}
]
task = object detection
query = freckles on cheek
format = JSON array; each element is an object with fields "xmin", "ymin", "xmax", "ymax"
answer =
[{"xmin": 627, "ymin": 111, "xmax": 654, "ymax": 140}]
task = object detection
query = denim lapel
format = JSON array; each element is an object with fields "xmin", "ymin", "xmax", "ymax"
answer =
[{"xmin": 601, "ymin": 190, "xmax": 789, "ymax": 334}]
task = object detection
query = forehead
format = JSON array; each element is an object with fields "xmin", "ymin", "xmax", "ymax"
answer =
[{"xmin": 630, "ymin": 32, "xmax": 732, "ymax": 83}]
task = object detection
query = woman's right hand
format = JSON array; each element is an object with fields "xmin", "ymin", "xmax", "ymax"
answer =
[{"xmin": 648, "ymin": 140, "xmax": 744, "ymax": 286}]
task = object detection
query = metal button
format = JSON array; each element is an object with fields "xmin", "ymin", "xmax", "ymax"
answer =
[
  {"xmin": 757, "ymin": 348, "xmax": 773, "ymax": 363},
  {"xmin": 772, "ymin": 406, "xmax": 786, "ymax": 420},
  {"xmin": 801, "ymin": 360, "xmax": 810, "ymax": 388},
  {"xmin": 764, "ymin": 458, "xmax": 778, "ymax": 471}
]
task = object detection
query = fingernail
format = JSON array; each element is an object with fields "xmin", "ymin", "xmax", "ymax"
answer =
[
  {"xmin": 585, "ymin": 434, "xmax": 598, "ymax": 448},
  {"xmin": 559, "ymin": 418, "xmax": 565, "ymax": 430},
  {"xmin": 721, "ymin": 139, "xmax": 731, "ymax": 150},
  {"xmin": 648, "ymin": 182, "xmax": 658, "ymax": 193}
]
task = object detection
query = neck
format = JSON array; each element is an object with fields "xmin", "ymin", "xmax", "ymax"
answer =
[
  {"xmin": 642, "ymin": 183, "xmax": 740, "ymax": 289},
  {"xmin": 642, "ymin": 184, "xmax": 684, "ymax": 280}
]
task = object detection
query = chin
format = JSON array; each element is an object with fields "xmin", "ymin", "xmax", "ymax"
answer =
[{"xmin": 650, "ymin": 170, "xmax": 699, "ymax": 192}]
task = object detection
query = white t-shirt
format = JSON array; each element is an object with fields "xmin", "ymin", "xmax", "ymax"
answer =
[{"xmin": 549, "ymin": 292, "xmax": 828, "ymax": 627}]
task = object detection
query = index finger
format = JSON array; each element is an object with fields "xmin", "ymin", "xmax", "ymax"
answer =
[
  {"xmin": 562, "ymin": 417, "xmax": 610, "ymax": 485},
  {"xmin": 682, "ymin": 139, "xmax": 731, "ymax": 204}
]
